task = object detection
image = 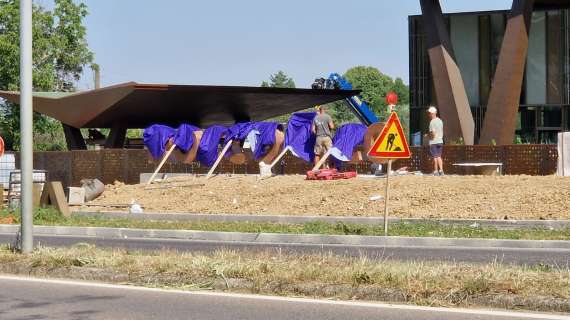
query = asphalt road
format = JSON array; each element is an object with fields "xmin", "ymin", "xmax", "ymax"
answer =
[
  {"xmin": 1, "ymin": 276, "xmax": 566, "ymax": 320},
  {"xmin": 0, "ymin": 233, "xmax": 568, "ymax": 266}
]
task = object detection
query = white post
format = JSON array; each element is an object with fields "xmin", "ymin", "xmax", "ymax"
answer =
[
  {"xmin": 146, "ymin": 143, "xmax": 177, "ymax": 185},
  {"xmin": 269, "ymin": 146, "xmax": 291, "ymax": 168},
  {"xmin": 311, "ymin": 149, "xmax": 331, "ymax": 171},
  {"xmin": 206, "ymin": 140, "xmax": 233, "ymax": 179},
  {"xmin": 383, "ymin": 160, "xmax": 392, "ymax": 236},
  {"xmin": 19, "ymin": 0, "xmax": 33, "ymax": 253}
]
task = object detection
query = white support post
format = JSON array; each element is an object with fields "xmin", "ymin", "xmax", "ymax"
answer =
[
  {"xmin": 206, "ymin": 140, "xmax": 233, "ymax": 179},
  {"xmin": 259, "ymin": 146, "xmax": 292, "ymax": 179},
  {"xmin": 311, "ymin": 149, "xmax": 331, "ymax": 172},
  {"xmin": 269, "ymin": 145, "xmax": 291, "ymax": 168},
  {"xmin": 146, "ymin": 144, "xmax": 177, "ymax": 185}
]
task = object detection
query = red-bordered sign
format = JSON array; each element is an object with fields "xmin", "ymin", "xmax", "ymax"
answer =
[
  {"xmin": 0, "ymin": 136, "xmax": 4, "ymax": 158},
  {"xmin": 368, "ymin": 112, "xmax": 411, "ymax": 159}
]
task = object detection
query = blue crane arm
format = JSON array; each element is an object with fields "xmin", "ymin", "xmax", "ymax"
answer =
[{"xmin": 326, "ymin": 73, "xmax": 379, "ymax": 126}]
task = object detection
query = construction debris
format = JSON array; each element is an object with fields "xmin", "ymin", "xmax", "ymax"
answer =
[
  {"xmin": 306, "ymin": 169, "xmax": 357, "ymax": 181},
  {"xmin": 81, "ymin": 179, "xmax": 105, "ymax": 202}
]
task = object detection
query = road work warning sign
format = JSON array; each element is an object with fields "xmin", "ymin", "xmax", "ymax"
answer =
[{"xmin": 368, "ymin": 112, "xmax": 411, "ymax": 159}]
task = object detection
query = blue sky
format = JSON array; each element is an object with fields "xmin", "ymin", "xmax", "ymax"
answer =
[{"xmin": 39, "ymin": 0, "xmax": 513, "ymax": 90}]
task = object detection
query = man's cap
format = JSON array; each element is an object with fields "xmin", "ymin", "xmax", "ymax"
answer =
[{"xmin": 427, "ymin": 106, "xmax": 437, "ymax": 114}]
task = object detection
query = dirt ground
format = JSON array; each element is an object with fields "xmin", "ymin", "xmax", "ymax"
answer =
[{"xmin": 81, "ymin": 174, "xmax": 570, "ymax": 220}]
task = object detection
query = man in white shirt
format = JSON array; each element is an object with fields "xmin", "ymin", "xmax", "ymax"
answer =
[{"xmin": 426, "ymin": 106, "xmax": 444, "ymax": 176}]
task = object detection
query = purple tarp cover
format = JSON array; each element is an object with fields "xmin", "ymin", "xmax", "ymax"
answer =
[
  {"xmin": 225, "ymin": 122, "xmax": 281, "ymax": 160},
  {"xmin": 197, "ymin": 125, "xmax": 228, "ymax": 167},
  {"xmin": 173, "ymin": 124, "xmax": 201, "ymax": 153},
  {"xmin": 252, "ymin": 122, "xmax": 280, "ymax": 160},
  {"xmin": 285, "ymin": 112, "xmax": 317, "ymax": 163},
  {"xmin": 143, "ymin": 125, "xmax": 176, "ymax": 160},
  {"xmin": 226, "ymin": 122, "xmax": 255, "ymax": 142},
  {"xmin": 330, "ymin": 123, "xmax": 367, "ymax": 165}
]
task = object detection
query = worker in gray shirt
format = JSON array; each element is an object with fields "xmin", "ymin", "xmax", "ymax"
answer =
[
  {"xmin": 312, "ymin": 105, "xmax": 335, "ymax": 167},
  {"xmin": 425, "ymin": 106, "xmax": 444, "ymax": 176}
]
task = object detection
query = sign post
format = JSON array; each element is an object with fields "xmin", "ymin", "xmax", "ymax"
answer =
[
  {"xmin": 19, "ymin": 0, "xmax": 34, "ymax": 253},
  {"xmin": 383, "ymin": 160, "xmax": 392, "ymax": 236},
  {"xmin": 367, "ymin": 111, "xmax": 411, "ymax": 236}
]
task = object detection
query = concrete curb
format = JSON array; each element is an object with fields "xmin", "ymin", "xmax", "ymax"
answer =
[
  {"xmin": 74, "ymin": 211, "xmax": 570, "ymax": 230},
  {"xmin": 1, "ymin": 224, "xmax": 569, "ymax": 249}
]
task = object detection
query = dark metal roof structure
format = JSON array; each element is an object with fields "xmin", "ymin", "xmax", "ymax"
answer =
[
  {"xmin": 0, "ymin": 82, "xmax": 359, "ymax": 128},
  {"xmin": 535, "ymin": 0, "xmax": 570, "ymax": 9}
]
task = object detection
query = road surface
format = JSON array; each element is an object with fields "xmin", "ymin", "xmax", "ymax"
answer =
[
  {"xmin": 0, "ymin": 233, "xmax": 568, "ymax": 266},
  {"xmin": 0, "ymin": 276, "xmax": 566, "ymax": 320}
]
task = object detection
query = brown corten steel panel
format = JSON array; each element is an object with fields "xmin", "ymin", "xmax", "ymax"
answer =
[
  {"xmin": 479, "ymin": 0, "xmax": 535, "ymax": 145},
  {"xmin": 15, "ymin": 145, "xmax": 558, "ymax": 189},
  {"xmin": 419, "ymin": 0, "xmax": 475, "ymax": 145}
]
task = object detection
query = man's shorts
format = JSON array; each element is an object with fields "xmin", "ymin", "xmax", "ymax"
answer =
[
  {"xmin": 314, "ymin": 136, "xmax": 333, "ymax": 156},
  {"xmin": 429, "ymin": 143, "xmax": 443, "ymax": 158}
]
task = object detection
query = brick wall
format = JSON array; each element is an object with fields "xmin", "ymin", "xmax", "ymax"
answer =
[{"xmin": 16, "ymin": 145, "xmax": 558, "ymax": 189}]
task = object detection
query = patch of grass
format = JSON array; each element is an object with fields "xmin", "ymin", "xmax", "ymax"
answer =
[
  {"xmin": 0, "ymin": 245, "xmax": 568, "ymax": 312},
  {"xmin": 1, "ymin": 208, "xmax": 570, "ymax": 240}
]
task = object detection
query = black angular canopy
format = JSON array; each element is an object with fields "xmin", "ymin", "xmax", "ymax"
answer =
[{"xmin": 0, "ymin": 82, "xmax": 360, "ymax": 128}]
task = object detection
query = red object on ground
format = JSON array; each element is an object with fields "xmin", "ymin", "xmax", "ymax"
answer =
[
  {"xmin": 0, "ymin": 215, "xmax": 14, "ymax": 224},
  {"xmin": 306, "ymin": 169, "xmax": 357, "ymax": 180},
  {"xmin": 0, "ymin": 136, "xmax": 4, "ymax": 158},
  {"xmin": 386, "ymin": 92, "xmax": 398, "ymax": 106}
]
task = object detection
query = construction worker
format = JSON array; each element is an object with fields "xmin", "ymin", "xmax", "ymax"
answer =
[
  {"xmin": 425, "ymin": 106, "xmax": 444, "ymax": 176},
  {"xmin": 312, "ymin": 105, "xmax": 335, "ymax": 167}
]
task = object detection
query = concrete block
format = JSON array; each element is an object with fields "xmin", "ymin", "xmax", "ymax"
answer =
[{"xmin": 68, "ymin": 187, "xmax": 85, "ymax": 205}]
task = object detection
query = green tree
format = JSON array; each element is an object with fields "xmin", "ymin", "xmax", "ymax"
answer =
[
  {"xmin": 391, "ymin": 77, "xmax": 409, "ymax": 106},
  {"xmin": 262, "ymin": 71, "xmax": 298, "ymax": 123},
  {"xmin": 343, "ymin": 66, "xmax": 394, "ymax": 121},
  {"xmin": 0, "ymin": 0, "xmax": 94, "ymax": 150},
  {"xmin": 327, "ymin": 66, "xmax": 410, "ymax": 134},
  {"xmin": 261, "ymin": 70, "xmax": 296, "ymax": 88}
]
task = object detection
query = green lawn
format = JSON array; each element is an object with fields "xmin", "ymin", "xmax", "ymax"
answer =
[{"xmin": 1, "ymin": 208, "xmax": 570, "ymax": 240}]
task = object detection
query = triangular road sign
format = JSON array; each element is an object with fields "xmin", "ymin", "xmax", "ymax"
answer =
[{"xmin": 368, "ymin": 112, "xmax": 411, "ymax": 159}]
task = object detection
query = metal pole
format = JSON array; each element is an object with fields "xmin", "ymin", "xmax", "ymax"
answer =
[
  {"xmin": 384, "ymin": 160, "xmax": 392, "ymax": 236},
  {"xmin": 19, "ymin": 0, "xmax": 34, "ymax": 253}
]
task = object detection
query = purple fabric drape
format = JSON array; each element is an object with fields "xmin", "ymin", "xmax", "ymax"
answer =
[
  {"xmin": 285, "ymin": 112, "xmax": 317, "ymax": 163},
  {"xmin": 143, "ymin": 125, "xmax": 176, "ymax": 159},
  {"xmin": 252, "ymin": 122, "xmax": 280, "ymax": 160},
  {"xmin": 173, "ymin": 124, "xmax": 201, "ymax": 153},
  {"xmin": 197, "ymin": 125, "xmax": 228, "ymax": 167},
  {"xmin": 331, "ymin": 123, "xmax": 367, "ymax": 164},
  {"xmin": 226, "ymin": 122, "xmax": 255, "ymax": 142}
]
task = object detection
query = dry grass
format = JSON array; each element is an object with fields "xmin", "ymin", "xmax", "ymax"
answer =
[{"xmin": 0, "ymin": 244, "xmax": 569, "ymax": 312}]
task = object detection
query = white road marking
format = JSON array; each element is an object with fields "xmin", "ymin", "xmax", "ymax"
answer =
[{"xmin": 0, "ymin": 275, "xmax": 567, "ymax": 319}]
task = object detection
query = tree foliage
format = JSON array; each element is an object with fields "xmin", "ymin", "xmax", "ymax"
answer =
[
  {"xmin": 262, "ymin": 71, "xmax": 299, "ymax": 123},
  {"xmin": 261, "ymin": 70, "xmax": 295, "ymax": 89},
  {"xmin": 0, "ymin": 0, "xmax": 93, "ymax": 150},
  {"xmin": 327, "ymin": 66, "xmax": 410, "ymax": 133}
]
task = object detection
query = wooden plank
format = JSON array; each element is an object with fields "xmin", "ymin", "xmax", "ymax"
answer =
[
  {"xmin": 41, "ymin": 181, "xmax": 71, "ymax": 217},
  {"xmin": 32, "ymin": 184, "xmax": 42, "ymax": 208}
]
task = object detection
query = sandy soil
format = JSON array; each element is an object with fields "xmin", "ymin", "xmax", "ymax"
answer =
[{"xmin": 82, "ymin": 174, "xmax": 570, "ymax": 220}]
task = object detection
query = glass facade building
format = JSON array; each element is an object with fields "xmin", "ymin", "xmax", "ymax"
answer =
[{"xmin": 409, "ymin": 9, "xmax": 570, "ymax": 144}]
